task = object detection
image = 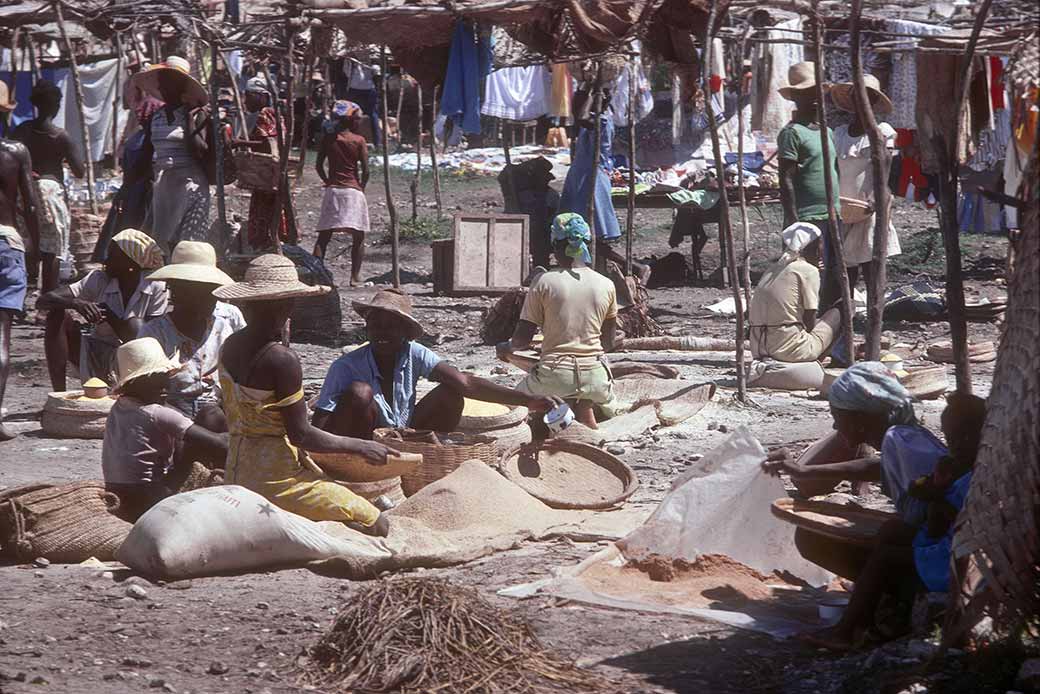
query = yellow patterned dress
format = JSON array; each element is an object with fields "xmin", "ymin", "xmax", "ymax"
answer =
[{"xmin": 219, "ymin": 364, "xmax": 379, "ymax": 526}]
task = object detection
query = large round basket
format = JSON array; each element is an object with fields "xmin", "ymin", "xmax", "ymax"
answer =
[
  {"xmin": 331, "ymin": 476, "xmax": 406, "ymax": 506},
  {"xmin": 69, "ymin": 205, "xmax": 109, "ymax": 273},
  {"xmin": 234, "ymin": 150, "xmax": 279, "ymax": 192},
  {"xmin": 41, "ymin": 391, "xmax": 115, "ymax": 439},
  {"xmin": 373, "ymin": 428, "xmax": 498, "ymax": 496},
  {"xmin": 771, "ymin": 498, "xmax": 899, "ymax": 548},
  {"xmin": 456, "ymin": 403, "xmax": 532, "ymax": 455},
  {"xmin": 899, "ymin": 364, "xmax": 948, "ymax": 400},
  {"xmin": 310, "ymin": 450, "xmax": 422, "ymax": 483},
  {"xmin": 498, "ymin": 440, "xmax": 639, "ymax": 510}
]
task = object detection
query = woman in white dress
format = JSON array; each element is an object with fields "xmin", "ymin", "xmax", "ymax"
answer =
[{"xmin": 830, "ymin": 75, "xmax": 900, "ymax": 291}]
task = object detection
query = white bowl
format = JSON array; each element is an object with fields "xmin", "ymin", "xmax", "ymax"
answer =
[{"xmin": 818, "ymin": 595, "xmax": 850, "ymax": 622}]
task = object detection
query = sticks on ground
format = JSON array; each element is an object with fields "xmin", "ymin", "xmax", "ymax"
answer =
[{"xmin": 303, "ymin": 578, "xmax": 607, "ymax": 694}]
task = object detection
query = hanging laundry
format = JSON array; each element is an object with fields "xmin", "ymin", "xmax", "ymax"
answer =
[
  {"xmin": 751, "ymin": 17, "xmax": 803, "ymax": 139},
  {"xmin": 884, "ymin": 19, "xmax": 949, "ymax": 130},
  {"xmin": 610, "ymin": 62, "xmax": 654, "ymax": 126},
  {"xmin": 559, "ymin": 114, "xmax": 621, "ymax": 242},
  {"xmin": 482, "ymin": 65, "xmax": 551, "ymax": 122},
  {"xmin": 549, "ymin": 63, "xmax": 572, "ymax": 119},
  {"xmin": 967, "ymin": 107, "xmax": 1011, "ymax": 172},
  {"xmin": 440, "ymin": 21, "xmax": 492, "ymax": 135}
]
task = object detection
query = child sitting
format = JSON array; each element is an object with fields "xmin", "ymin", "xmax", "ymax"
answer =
[{"xmin": 102, "ymin": 337, "xmax": 227, "ymax": 521}]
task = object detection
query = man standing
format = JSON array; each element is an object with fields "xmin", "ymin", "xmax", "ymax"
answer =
[
  {"xmin": 0, "ymin": 83, "xmax": 41, "ymax": 440},
  {"xmin": 12, "ymin": 80, "xmax": 85, "ymax": 294},
  {"xmin": 776, "ymin": 62, "xmax": 839, "ymax": 302},
  {"xmin": 343, "ymin": 58, "xmax": 381, "ymax": 149}
]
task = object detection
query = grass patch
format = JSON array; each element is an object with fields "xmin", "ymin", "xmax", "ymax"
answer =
[{"xmin": 398, "ymin": 216, "xmax": 452, "ymax": 241}]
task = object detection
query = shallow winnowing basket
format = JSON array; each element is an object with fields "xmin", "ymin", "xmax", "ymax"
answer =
[
  {"xmin": 234, "ymin": 151, "xmax": 279, "ymax": 192},
  {"xmin": 0, "ymin": 482, "xmax": 132, "ymax": 563},
  {"xmin": 373, "ymin": 428, "xmax": 498, "ymax": 496}
]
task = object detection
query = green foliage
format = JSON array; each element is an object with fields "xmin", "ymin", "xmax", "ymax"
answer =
[{"xmin": 398, "ymin": 216, "xmax": 452, "ymax": 241}]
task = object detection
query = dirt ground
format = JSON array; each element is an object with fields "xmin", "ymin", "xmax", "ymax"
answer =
[{"xmin": 0, "ymin": 161, "xmax": 1014, "ymax": 694}]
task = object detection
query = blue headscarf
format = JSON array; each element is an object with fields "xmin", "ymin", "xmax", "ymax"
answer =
[
  {"xmin": 829, "ymin": 361, "xmax": 917, "ymax": 426},
  {"xmin": 551, "ymin": 212, "xmax": 592, "ymax": 264}
]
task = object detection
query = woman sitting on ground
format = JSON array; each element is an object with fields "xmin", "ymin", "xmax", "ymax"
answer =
[
  {"xmin": 497, "ymin": 213, "xmax": 619, "ymax": 429},
  {"xmin": 763, "ymin": 361, "xmax": 952, "ymax": 579},
  {"xmin": 38, "ymin": 229, "xmax": 167, "ymax": 391},
  {"xmin": 215, "ymin": 255, "xmax": 395, "ymax": 537},
  {"xmin": 748, "ymin": 222, "xmax": 841, "ymax": 363},
  {"xmin": 789, "ymin": 393, "xmax": 986, "ymax": 650},
  {"xmin": 102, "ymin": 337, "xmax": 228, "ymax": 522}
]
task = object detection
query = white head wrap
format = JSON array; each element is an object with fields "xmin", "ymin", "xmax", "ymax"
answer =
[{"xmin": 829, "ymin": 361, "xmax": 916, "ymax": 425}]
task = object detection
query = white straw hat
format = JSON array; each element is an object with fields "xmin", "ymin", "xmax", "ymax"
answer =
[
  {"xmin": 129, "ymin": 55, "xmax": 208, "ymax": 108},
  {"xmin": 828, "ymin": 74, "xmax": 893, "ymax": 115},
  {"xmin": 147, "ymin": 241, "xmax": 234, "ymax": 286},
  {"xmin": 779, "ymin": 62, "xmax": 827, "ymax": 100},
  {"xmin": 113, "ymin": 337, "xmax": 181, "ymax": 394},
  {"xmin": 212, "ymin": 254, "xmax": 331, "ymax": 302}
]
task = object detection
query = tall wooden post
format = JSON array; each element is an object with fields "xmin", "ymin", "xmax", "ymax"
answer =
[
  {"xmin": 26, "ymin": 32, "xmax": 41, "ymax": 85},
  {"xmin": 702, "ymin": 0, "xmax": 746, "ymax": 401},
  {"xmin": 380, "ymin": 46, "xmax": 400, "ymax": 288},
  {"xmin": 736, "ymin": 23, "xmax": 753, "ymax": 309},
  {"xmin": 295, "ymin": 49, "xmax": 316, "ymax": 184},
  {"xmin": 262, "ymin": 65, "xmax": 291, "ymax": 251},
  {"xmin": 850, "ymin": 0, "xmax": 893, "ymax": 362},
  {"xmin": 671, "ymin": 73, "xmax": 682, "ymax": 145},
  {"xmin": 209, "ymin": 42, "xmax": 227, "ymax": 240},
  {"xmin": 625, "ymin": 53, "xmax": 637, "ymax": 278},
  {"xmin": 941, "ymin": 0, "xmax": 993, "ymax": 394},
  {"xmin": 585, "ymin": 66, "xmax": 602, "ymax": 271},
  {"xmin": 429, "ymin": 84, "xmax": 443, "ymax": 219},
  {"xmin": 223, "ymin": 52, "xmax": 249, "ymax": 138},
  {"xmin": 411, "ymin": 81, "xmax": 422, "ymax": 222},
  {"xmin": 54, "ymin": 2, "xmax": 98, "ymax": 215},
  {"xmin": 811, "ymin": 8, "xmax": 854, "ymax": 365},
  {"xmin": 112, "ymin": 33, "xmax": 123, "ymax": 170}
]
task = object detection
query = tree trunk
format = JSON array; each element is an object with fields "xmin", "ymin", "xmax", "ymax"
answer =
[{"xmin": 381, "ymin": 47, "xmax": 400, "ymax": 288}]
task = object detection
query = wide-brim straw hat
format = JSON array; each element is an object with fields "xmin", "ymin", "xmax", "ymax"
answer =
[
  {"xmin": 829, "ymin": 74, "xmax": 893, "ymax": 114},
  {"xmin": 213, "ymin": 253, "xmax": 330, "ymax": 302},
  {"xmin": 129, "ymin": 55, "xmax": 209, "ymax": 108},
  {"xmin": 113, "ymin": 337, "xmax": 182, "ymax": 394},
  {"xmin": 352, "ymin": 289, "xmax": 424, "ymax": 340},
  {"xmin": 779, "ymin": 61, "xmax": 826, "ymax": 100},
  {"xmin": 148, "ymin": 241, "xmax": 234, "ymax": 286}
]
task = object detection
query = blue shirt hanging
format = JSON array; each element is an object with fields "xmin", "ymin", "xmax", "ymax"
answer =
[{"xmin": 439, "ymin": 21, "xmax": 491, "ymax": 136}]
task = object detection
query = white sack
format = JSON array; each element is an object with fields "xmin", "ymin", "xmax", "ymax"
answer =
[
  {"xmin": 116, "ymin": 485, "xmax": 392, "ymax": 580},
  {"xmin": 619, "ymin": 426, "xmax": 831, "ymax": 585}
]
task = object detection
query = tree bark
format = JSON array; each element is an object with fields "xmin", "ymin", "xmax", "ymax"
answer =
[
  {"xmin": 429, "ymin": 84, "xmax": 442, "ymax": 219},
  {"xmin": 736, "ymin": 22, "xmax": 753, "ymax": 309},
  {"xmin": 209, "ymin": 43, "xmax": 227, "ymax": 242},
  {"xmin": 850, "ymin": 0, "xmax": 893, "ymax": 362},
  {"xmin": 54, "ymin": 2, "xmax": 98, "ymax": 216},
  {"xmin": 625, "ymin": 52, "xmax": 637, "ymax": 278},
  {"xmin": 381, "ymin": 46, "xmax": 400, "ymax": 288}
]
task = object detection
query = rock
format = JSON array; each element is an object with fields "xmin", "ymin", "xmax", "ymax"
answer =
[
  {"xmin": 605, "ymin": 445, "xmax": 626, "ymax": 455},
  {"xmin": 718, "ymin": 424, "xmax": 729, "ymax": 434},
  {"xmin": 123, "ymin": 657, "xmax": 152, "ymax": 668},
  {"xmin": 147, "ymin": 675, "xmax": 166, "ymax": 688},
  {"xmin": 207, "ymin": 662, "xmax": 230, "ymax": 675},
  {"xmin": 1016, "ymin": 658, "xmax": 1040, "ymax": 690},
  {"xmin": 33, "ymin": 571, "xmax": 45, "ymax": 578},
  {"xmin": 256, "ymin": 601, "xmax": 270, "ymax": 610},
  {"xmin": 162, "ymin": 684, "xmax": 177, "ymax": 693},
  {"xmin": 126, "ymin": 585, "xmax": 148, "ymax": 600},
  {"xmin": 30, "ymin": 675, "xmax": 48, "ymax": 684},
  {"xmin": 32, "ymin": 557, "xmax": 50, "ymax": 569},
  {"xmin": 707, "ymin": 421, "xmax": 718, "ymax": 431}
]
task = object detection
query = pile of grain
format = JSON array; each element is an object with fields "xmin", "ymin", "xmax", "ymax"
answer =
[
  {"xmin": 303, "ymin": 577, "xmax": 607, "ymax": 693},
  {"xmin": 461, "ymin": 398, "xmax": 510, "ymax": 417}
]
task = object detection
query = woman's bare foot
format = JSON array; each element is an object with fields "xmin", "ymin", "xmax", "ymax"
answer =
[{"xmin": 349, "ymin": 275, "xmax": 361, "ymax": 288}]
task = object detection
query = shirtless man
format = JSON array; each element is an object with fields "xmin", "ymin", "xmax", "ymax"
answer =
[
  {"xmin": 12, "ymin": 80, "xmax": 85, "ymax": 294},
  {"xmin": 0, "ymin": 87, "xmax": 41, "ymax": 439}
]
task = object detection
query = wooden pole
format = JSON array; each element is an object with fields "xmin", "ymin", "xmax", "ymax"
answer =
[
  {"xmin": 502, "ymin": 135, "xmax": 517, "ymax": 211},
  {"xmin": 54, "ymin": 2, "xmax": 98, "ymax": 216},
  {"xmin": 380, "ymin": 46, "xmax": 400, "ymax": 288},
  {"xmin": 736, "ymin": 23, "xmax": 753, "ymax": 309},
  {"xmin": 585, "ymin": 66, "xmax": 603, "ymax": 271},
  {"xmin": 394, "ymin": 70, "xmax": 405, "ymax": 149},
  {"xmin": 295, "ymin": 49, "xmax": 316, "ymax": 185},
  {"xmin": 671, "ymin": 72, "xmax": 682, "ymax": 145},
  {"xmin": 411, "ymin": 81, "xmax": 422, "ymax": 222},
  {"xmin": 262, "ymin": 65, "xmax": 290, "ymax": 251},
  {"xmin": 209, "ymin": 42, "xmax": 227, "ymax": 243},
  {"xmin": 941, "ymin": 0, "xmax": 993, "ymax": 394},
  {"xmin": 702, "ymin": 0, "xmax": 746, "ymax": 402},
  {"xmin": 223, "ymin": 52, "xmax": 249, "ymax": 139},
  {"xmin": 811, "ymin": 8, "xmax": 854, "ymax": 366},
  {"xmin": 850, "ymin": 0, "xmax": 893, "ymax": 363},
  {"xmin": 625, "ymin": 53, "xmax": 636, "ymax": 278},
  {"xmin": 7, "ymin": 28, "xmax": 19, "ymax": 107},
  {"xmin": 112, "ymin": 33, "xmax": 123, "ymax": 170},
  {"xmin": 26, "ymin": 32, "xmax": 41, "ymax": 86},
  {"xmin": 429, "ymin": 84, "xmax": 443, "ymax": 219}
]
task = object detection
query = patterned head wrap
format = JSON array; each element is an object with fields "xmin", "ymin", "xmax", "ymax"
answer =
[
  {"xmin": 551, "ymin": 213, "xmax": 592, "ymax": 265},
  {"xmin": 829, "ymin": 361, "xmax": 916, "ymax": 426},
  {"xmin": 333, "ymin": 100, "xmax": 361, "ymax": 118},
  {"xmin": 245, "ymin": 76, "xmax": 270, "ymax": 96},
  {"xmin": 111, "ymin": 228, "xmax": 164, "ymax": 270}
]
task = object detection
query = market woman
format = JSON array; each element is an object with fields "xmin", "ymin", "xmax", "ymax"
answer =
[
  {"xmin": 132, "ymin": 56, "xmax": 211, "ymax": 256},
  {"xmin": 214, "ymin": 254, "xmax": 392, "ymax": 537},
  {"xmin": 241, "ymin": 76, "xmax": 288, "ymax": 251}
]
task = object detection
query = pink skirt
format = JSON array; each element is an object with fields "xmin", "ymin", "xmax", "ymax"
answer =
[{"xmin": 316, "ymin": 186, "xmax": 370, "ymax": 232}]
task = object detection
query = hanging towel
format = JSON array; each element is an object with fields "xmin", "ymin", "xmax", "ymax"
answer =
[
  {"xmin": 440, "ymin": 22, "xmax": 492, "ymax": 135},
  {"xmin": 884, "ymin": 19, "xmax": 949, "ymax": 130},
  {"xmin": 550, "ymin": 63, "xmax": 572, "ymax": 119},
  {"xmin": 752, "ymin": 17, "xmax": 803, "ymax": 139},
  {"xmin": 482, "ymin": 66, "xmax": 551, "ymax": 122}
]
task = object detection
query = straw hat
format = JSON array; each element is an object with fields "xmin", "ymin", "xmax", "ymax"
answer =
[
  {"xmin": 147, "ymin": 241, "xmax": 234, "ymax": 286},
  {"xmin": 129, "ymin": 55, "xmax": 208, "ymax": 108},
  {"xmin": 113, "ymin": 337, "xmax": 181, "ymax": 394},
  {"xmin": 0, "ymin": 81, "xmax": 15, "ymax": 112},
  {"xmin": 828, "ymin": 74, "xmax": 893, "ymax": 114},
  {"xmin": 352, "ymin": 289, "xmax": 424, "ymax": 340},
  {"xmin": 212, "ymin": 254, "xmax": 330, "ymax": 302},
  {"xmin": 779, "ymin": 62, "xmax": 826, "ymax": 100}
]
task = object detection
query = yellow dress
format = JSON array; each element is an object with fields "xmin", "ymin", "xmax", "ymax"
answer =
[{"xmin": 219, "ymin": 364, "xmax": 379, "ymax": 526}]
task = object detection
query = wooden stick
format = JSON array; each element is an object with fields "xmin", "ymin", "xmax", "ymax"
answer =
[
  {"xmin": 7, "ymin": 28, "xmax": 19, "ymax": 107},
  {"xmin": 942, "ymin": 0, "xmax": 993, "ymax": 394},
  {"xmin": 295, "ymin": 48, "xmax": 316, "ymax": 185},
  {"xmin": 502, "ymin": 132, "xmax": 517, "ymax": 212},
  {"xmin": 282, "ymin": 25, "xmax": 297, "ymax": 245},
  {"xmin": 54, "ymin": 1, "xmax": 98, "ymax": 216},
  {"xmin": 585, "ymin": 65, "xmax": 602, "ymax": 271},
  {"xmin": 736, "ymin": 22, "xmax": 753, "ymax": 310},
  {"xmin": 112, "ymin": 33, "xmax": 123, "ymax": 170},
  {"xmin": 209, "ymin": 42, "xmax": 227, "ymax": 242},
  {"xmin": 625, "ymin": 53, "xmax": 636, "ymax": 278},
  {"xmin": 411, "ymin": 80, "xmax": 422, "ymax": 222},
  {"xmin": 850, "ymin": 0, "xmax": 893, "ymax": 362},
  {"xmin": 394, "ymin": 69, "xmax": 405, "ymax": 148},
  {"xmin": 670, "ymin": 72, "xmax": 682, "ymax": 145},
  {"xmin": 702, "ymin": 0, "xmax": 746, "ymax": 402},
  {"xmin": 262, "ymin": 65, "xmax": 289, "ymax": 251},
  {"xmin": 381, "ymin": 46, "xmax": 399, "ymax": 288},
  {"xmin": 811, "ymin": 8, "xmax": 854, "ymax": 365},
  {"xmin": 429, "ymin": 84, "xmax": 442, "ymax": 219},
  {"xmin": 26, "ymin": 32, "xmax": 41, "ymax": 86},
  {"xmin": 223, "ymin": 51, "xmax": 249, "ymax": 139}
]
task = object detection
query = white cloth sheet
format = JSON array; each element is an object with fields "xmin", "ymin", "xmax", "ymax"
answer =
[
  {"xmin": 53, "ymin": 58, "xmax": 129, "ymax": 163},
  {"xmin": 752, "ymin": 16, "xmax": 803, "ymax": 139},
  {"xmin": 481, "ymin": 65, "xmax": 551, "ymax": 122}
]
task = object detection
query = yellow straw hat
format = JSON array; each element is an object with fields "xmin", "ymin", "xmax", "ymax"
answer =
[
  {"xmin": 147, "ymin": 241, "xmax": 234, "ymax": 286},
  {"xmin": 112, "ymin": 337, "xmax": 181, "ymax": 394},
  {"xmin": 779, "ymin": 62, "xmax": 828, "ymax": 100},
  {"xmin": 212, "ymin": 254, "xmax": 330, "ymax": 302},
  {"xmin": 829, "ymin": 74, "xmax": 893, "ymax": 114},
  {"xmin": 129, "ymin": 55, "xmax": 208, "ymax": 108},
  {"xmin": 351, "ymin": 289, "xmax": 424, "ymax": 340}
]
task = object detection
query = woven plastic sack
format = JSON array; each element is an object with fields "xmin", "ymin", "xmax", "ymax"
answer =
[
  {"xmin": 747, "ymin": 359, "xmax": 825, "ymax": 390},
  {"xmin": 115, "ymin": 485, "xmax": 392, "ymax": 580}
]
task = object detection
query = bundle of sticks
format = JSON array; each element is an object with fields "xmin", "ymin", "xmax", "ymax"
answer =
[{"xmin": 303, "ymin": 578, "xmax": 607, "ymax": 693}]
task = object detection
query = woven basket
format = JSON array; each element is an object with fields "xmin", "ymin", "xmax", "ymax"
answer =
[
  {"xmin": 311, "ymin": 450, "xmax": 422, "ymax": 483},
  {"xmin": 0, "ymin": 481, "xmax": 131, "ymax": 563},
  {"xmin": 457, "ymin": 405, "xmax": 533, "ymax": 456},
  {"xmin": 926, "ymin": 340, "xmax": 998, "ymax": 364},
  {"xmin": 332, "ymin": 476, "xmax": 406, "ymax": 507},
  {"xmin": 498, "ymin": 439, "xmax": 639, "ymax": 510},
  {"xmin": 899, "ymin": 364, "xmax": 948, "ymax": 400},
  {"xmin": 234, "ymin": 151, "xmax": 279, "ymax": 192},
  {"xmin": 172, "ymin": 462, "xmax": 225, "ymax": 494},
  {"xmin": 41, "ymin": 390, "xmax": 115, "ymax": 439},
  {"xmin": 373, "ymin": 428, "xmax": 498, "ymax": 496}
]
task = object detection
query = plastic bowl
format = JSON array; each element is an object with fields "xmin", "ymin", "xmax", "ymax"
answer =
[{"xmin": 818, "ymin": 595, "xmax": 850, "ymax": 622}]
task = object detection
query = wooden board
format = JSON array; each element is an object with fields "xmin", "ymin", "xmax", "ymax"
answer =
[
  {"xmin": 452, "ymin": 213, "xmax": 529, "ymax": 295},
  {"xmin": 771, "ymin": 498, "xmax": 898, "ymax": 547}
]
